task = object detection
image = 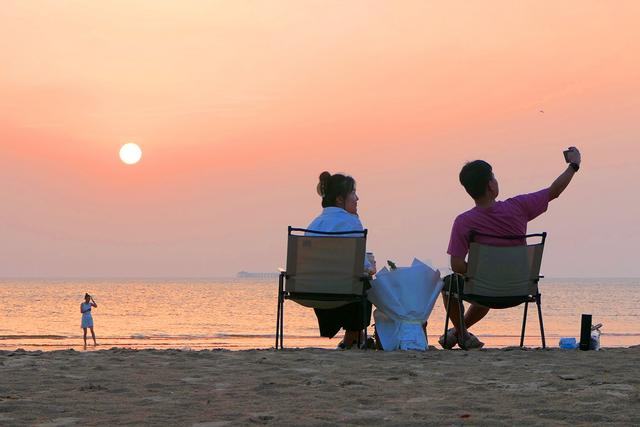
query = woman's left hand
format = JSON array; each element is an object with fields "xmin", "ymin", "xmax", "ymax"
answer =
[{"xmin": 367, "ymin": 262, "xmax": 377, "ymax": 276}]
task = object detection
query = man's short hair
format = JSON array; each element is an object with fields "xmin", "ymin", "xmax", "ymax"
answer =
[{"xmin": 459, "ymin": 160, "xmax": 493, "ymax": 199}]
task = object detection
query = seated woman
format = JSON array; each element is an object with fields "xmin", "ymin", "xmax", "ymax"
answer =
[{"xmin": 306, "ymin": 171, "xmax": 376, "ymax": 349}]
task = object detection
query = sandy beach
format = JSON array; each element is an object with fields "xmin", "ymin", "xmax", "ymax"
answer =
[{"xmin": 1, "ymin": 346, "xmax": 638, "ymax": 426}]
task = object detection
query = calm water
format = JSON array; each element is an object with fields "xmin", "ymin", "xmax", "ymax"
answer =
[{"xmin": 0, "ymin": 278, "xmax": 638, "ymax": 351}]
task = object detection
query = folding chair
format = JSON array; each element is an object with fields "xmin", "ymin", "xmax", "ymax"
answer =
[
  {"xmin": 275, "ymin": 226, "xmax": 371, "ymax": 349},
  {"xmin": 443, "ymin": 232, "xmax": 547, "ymax": 349}
]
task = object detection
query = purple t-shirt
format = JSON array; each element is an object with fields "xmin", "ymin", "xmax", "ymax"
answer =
[{"xmin": 447, "ymin": 189, "xmax": 550, "ymax": 259}]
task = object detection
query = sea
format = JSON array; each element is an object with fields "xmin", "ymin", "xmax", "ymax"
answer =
[{"xmin": 0, "ymin": 278, "xmax": 638, "ymax": 351}]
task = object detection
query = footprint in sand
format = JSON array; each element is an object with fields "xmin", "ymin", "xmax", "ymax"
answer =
[
  {"xmin": 181, "ymin": 377, "xmax": 205, "ymax": 384},
  {"xmin": 192, "ymin": 422, "xmax": 231, "ymax": 427},
  {"xmin": 143, "ymin": 396, "xmax": 168, "ymax": 403},
  {"xmin": 249, "ymin": 415, "xmax": 274, "ymax": 424},
  {"xmin": 339, "ymin": 380, "xmax": 365, "ymax": 387},
  {"xmin": 36, "ymin": 417, "xmax": 81, "ymax": 427}
]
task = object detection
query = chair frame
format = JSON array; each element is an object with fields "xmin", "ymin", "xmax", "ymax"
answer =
[
  {"xmin": 275, "ymin": 226, "xmax": 371, "ymax": 350},
  {"xmin": 443, "ymin": 231, "xmax": 547, "ymax": 350}
]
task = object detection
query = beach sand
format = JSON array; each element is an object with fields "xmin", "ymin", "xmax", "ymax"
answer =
[{"xmin": 1, "ymin": 347, "xmax": 639, "ymax": 426}]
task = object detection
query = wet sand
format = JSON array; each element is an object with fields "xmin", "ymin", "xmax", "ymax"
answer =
[{"xmin": 1, "ymin": 346, "xmax": 639, "ymax": 426}]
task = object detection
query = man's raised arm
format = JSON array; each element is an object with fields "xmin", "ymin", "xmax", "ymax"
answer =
[{"xmin": 549, "ymin": 147, "xmax": 581, "ymax": 201}]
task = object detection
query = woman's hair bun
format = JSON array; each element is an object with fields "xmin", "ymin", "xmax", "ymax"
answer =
[{"xmin": 317, "ymin": 171, "xmax": 331, "ymax": 196}]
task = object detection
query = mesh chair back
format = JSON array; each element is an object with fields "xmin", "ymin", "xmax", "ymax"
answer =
[
  {"xmin": 285, "ymin": 233, "xmax": 366, "ymax": 308},
  {"xmin": 465, "ymin": 242, "xmax": 544, "ymax": 297}
]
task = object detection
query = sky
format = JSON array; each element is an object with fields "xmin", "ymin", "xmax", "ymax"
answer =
[{"xmin": 1, "ymin": 1, "xmax": 639, "ymax": 277}]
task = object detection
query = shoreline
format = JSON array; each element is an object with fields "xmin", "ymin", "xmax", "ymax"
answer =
[
  {"xmin": 2, "ymin": 346, "xmax": 639, "ymax": 426},
  {"xmin": 1, "ymin": 333, "xmax": 638, "ymax": 353}
]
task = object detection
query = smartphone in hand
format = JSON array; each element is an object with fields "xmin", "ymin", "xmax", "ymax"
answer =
[{"xmin": 563, "ymin": 149, "xmax": 572, "ymax": 163}]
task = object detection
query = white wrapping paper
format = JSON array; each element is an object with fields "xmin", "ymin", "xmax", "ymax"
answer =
[{"xmin": 367, "ymin": 259, "xmax": 443, "ymax": 351}]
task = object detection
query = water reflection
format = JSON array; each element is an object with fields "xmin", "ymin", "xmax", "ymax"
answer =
[{"xmin": 0, "ymin": 278, "xmax": 638, "ymax": 350}]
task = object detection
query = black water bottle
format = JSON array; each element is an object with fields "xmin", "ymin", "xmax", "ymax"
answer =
[{"xmin": 579, "ymin": 314, "xmax": 592, "ymax": 351}]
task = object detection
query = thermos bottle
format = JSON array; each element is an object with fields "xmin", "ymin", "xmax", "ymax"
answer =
[{"xmin": 579, "ymin": 314, "xmax": 592, "ymax": 351}]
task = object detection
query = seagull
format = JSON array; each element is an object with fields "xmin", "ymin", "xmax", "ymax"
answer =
[{"xmin": 539, "ymin": 110, "xmax": 545, "ymax": 113}]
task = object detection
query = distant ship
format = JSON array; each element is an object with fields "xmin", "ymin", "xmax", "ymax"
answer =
[{"xmin": 236, "ymin": 271, "xmax": 280, "ymax": 279}]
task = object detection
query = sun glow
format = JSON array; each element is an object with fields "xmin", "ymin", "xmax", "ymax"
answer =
[{"xmin": 119, "ymin": 143, "xmax": 142, "ymax": 165}]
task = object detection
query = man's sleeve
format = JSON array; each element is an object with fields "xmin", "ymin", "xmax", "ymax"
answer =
[
  {"xmin": 511, "ymin": 188, "xmax": 550, "ymax": 221},
  {"xmin": 447, "ymin": 217, "xmax": 469, "ymax": 258}
]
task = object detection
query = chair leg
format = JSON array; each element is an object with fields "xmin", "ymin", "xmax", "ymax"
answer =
[
  {"xmin": 280, "ymin": 298, "xmax": 285, "ymax": 349},
  {"xmin": 536, "ymin": 294, "xmax": 546, "ymax": 349},
  {"xmin": 444, "ymin": 280, "xmax": 452, "ymax": 342},
  {"xmin": 276, "ymin": 274, "xmax": 284, "ymax": 350},
  {"xmin": 362, "ymin": 298, "xmax": 368, "ymax": 350},
  {"xmin": 456, "ymin": 276, "xmax": 468, "ymax": 350},
  {"xmin": 364, "ymin": 327, "xmax": 368, "ymax": 349},
  {"xmin": 457, "ymin": 299, "xmax": 466, "ymax": 350},
  {"xmin": 275, "ymin": 293, "xmax": 281, "ymax": 349},
  {"xmin": 520, "ymin": 301, "xmax": 529, "ymax": 348}
]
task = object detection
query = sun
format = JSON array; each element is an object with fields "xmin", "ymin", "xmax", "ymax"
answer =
[{"xmin": 119, "ymin": 143, "xmax": 142, "ymax": 165}]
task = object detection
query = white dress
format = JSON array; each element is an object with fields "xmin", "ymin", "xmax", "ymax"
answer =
[{"xmin": 81, "ymin": 303, "xmax": 94, "ymax": 329}]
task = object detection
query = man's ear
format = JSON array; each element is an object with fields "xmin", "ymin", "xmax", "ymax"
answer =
[{"xmin": 335, "ymin": 195, "xmax": 345, "ymax": 206}]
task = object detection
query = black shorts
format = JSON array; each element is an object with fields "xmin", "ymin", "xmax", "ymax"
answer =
[
  {"xmin": 442, "ymin": 274, "xmax": 530, "ymax": 309},
  {"xmin": 314, "ymin": 301, "xmax": 372, "ymax": 338}
]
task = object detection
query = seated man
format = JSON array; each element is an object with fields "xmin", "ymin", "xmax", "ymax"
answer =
[{"xmin": 440, "ymin": 147, "xmax": 582, "ymax": 349}]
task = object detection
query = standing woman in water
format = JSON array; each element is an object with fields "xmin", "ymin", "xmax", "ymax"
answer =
[{"xmin": 80, "ymin": 293, "xmax": 98, "ymax": 347}]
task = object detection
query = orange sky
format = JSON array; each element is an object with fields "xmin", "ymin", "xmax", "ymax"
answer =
[{"xmin": 2, "ymin": 1, "xmax": 639, "ymax": 277}]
